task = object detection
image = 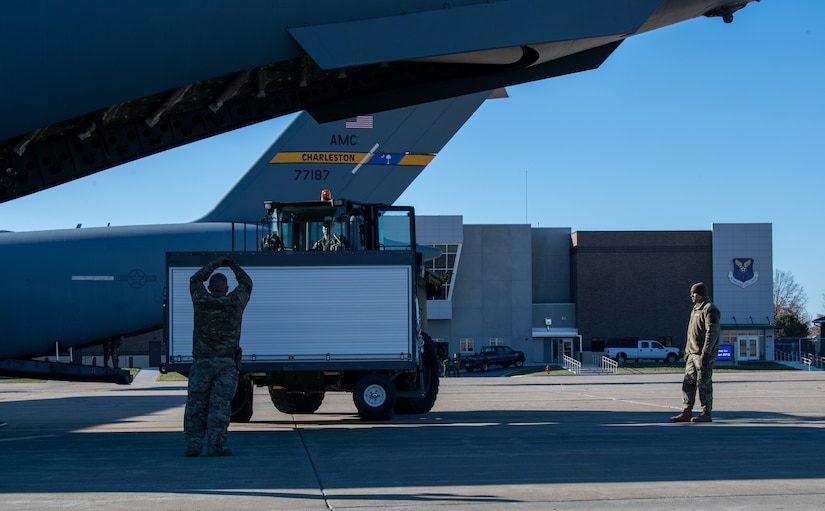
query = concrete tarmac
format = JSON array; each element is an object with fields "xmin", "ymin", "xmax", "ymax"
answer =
[{"xmin": 2, "ymin": 368, "xmax": 825, "ymax": 510}]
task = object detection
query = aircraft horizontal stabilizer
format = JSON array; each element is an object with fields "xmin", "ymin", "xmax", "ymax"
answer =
[
  {"xmin": 0, "ymin": 0, "xmax": 761, "ymax": 202},
  {"xmin": 288, "ymin": 0, "xmax": 661, "ymax": 69}
]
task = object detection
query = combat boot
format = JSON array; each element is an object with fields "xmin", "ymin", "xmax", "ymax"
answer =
[
  {"xmin": 185, "ymin": 443, "xmax": 202, "ymax": 457},
  {"xmin": 669, "ymin": 408, "xmax": 693, "ymax": 422},
  {"xmin": 691, "ymin": 410, "xmax": 712, "ymax": 423},
  {"xmin": 207, "ymin": 446, "xmax": 233, "ymax": 457}
]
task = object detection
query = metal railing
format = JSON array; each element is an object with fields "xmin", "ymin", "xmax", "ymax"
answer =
[
  {"xmin": 802, "ymin": 353, "xmax": 823, "ymax": 371},
  {"xmin": 774, "ymin": 349, "xmax": 801, "ymax": 363},
  {"xmin": 775, "ymin": 349, "xmax": 823, "ymax": 370},
  {"xmin": 562, "ymin": 354, "xmax": 581, "ymax": 374},
  {"xmin": 601, "ymin": 355, "xmax": 619, "ymax": 374}
]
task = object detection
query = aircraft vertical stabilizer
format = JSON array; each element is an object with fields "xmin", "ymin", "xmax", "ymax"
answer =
[{"xmin": 198, "ymin": 90, "xmax": 497, "ymax": 223}]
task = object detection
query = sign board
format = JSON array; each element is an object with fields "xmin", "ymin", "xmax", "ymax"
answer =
[{"xmin": 717, "ymin": 344, "xmax": 733, "ymax": 362}]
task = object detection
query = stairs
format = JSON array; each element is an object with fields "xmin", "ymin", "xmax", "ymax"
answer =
[
  {"xmin": 576, "ymin": 365, "xmax": 615, "ymax": 375},
  {"xmin": 563, "ymin": 355, "xmax": 617, "ymax": 375}
]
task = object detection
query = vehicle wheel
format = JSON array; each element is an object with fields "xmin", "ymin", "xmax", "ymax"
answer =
[
  {"xmin": 268, "ymin": 387, "xmax": 325, "ymax": 414},
  {"xmin": 353, "ymin": 373, "xmax": 396, "ymax": 420},
  {"xmin": 515, "ymin": 359, "xmax": 524, "ymax": 368},
  {"xmin": 616, "ymin": 353, "xmax": 627, "ymax": 365},
  {"xmin": 395, "ymin": 335, "xmax": 440, "ymax": 414},
  {"xmin": 481, "ymin": 362, "xmax": 489, "ymax": 372},
  {"xmin": 230, "ymin": 378, "xmax": 254, "ymax": 423},
  {"xmin": 666, "ymin": 353, "xmax": 678, "ymax": 363}
]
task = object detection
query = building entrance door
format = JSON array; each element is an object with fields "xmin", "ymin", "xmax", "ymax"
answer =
[
  {"xmin": 543, "ymin": 338, "xmax": 574, "ymax": 364},
  {"xmin": 561, "ymin": 339, "xmax": 573, "ymax": 359},
  {"xmin": 737, "ymin": 335, "xmax": 759, "ymax": 361}
]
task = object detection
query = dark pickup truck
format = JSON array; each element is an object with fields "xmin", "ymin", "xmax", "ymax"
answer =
[{"xmin": 461, "ymin": 346, "xmax": 526, "ymax": 372}]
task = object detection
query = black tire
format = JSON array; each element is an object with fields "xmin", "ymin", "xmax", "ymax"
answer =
[
  {"xmin": 666, "ymin": 353, "xmax": 678, "ymax": 363},
  {"xmin": 616, "ymin": 353, "xmax": 627, "ymax": 365},
  {"xmin": 515, "ymin": 359, "xmax": 524, "ymax": 368},
  {"xmin": 481, "ymin": 362, "xmax": 489, "ymax": 372},
  {"xmin": 230, "ymin": 378, "xmax": 254, "ymax": 423},
  {"xmin": 395, "ymin": 336, "xmax": 440, "ymax": 414},
  {"xmin": 268, "ymin": 387, "xmax": 325, "ymax": 414},
  {"xmin": 353, "ymin": 373, "xmax": 396, "ymax": 420}
]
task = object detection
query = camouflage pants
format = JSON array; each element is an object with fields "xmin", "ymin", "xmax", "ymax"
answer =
[
  {"xmin": 682, "ymin": 353, "xmax": 714, "ymax": 412},
  {"xmin": 103, "ymin": 341, "xmax": 119, "ymax": 368},
  {"xmin": 184, "ymin": 357, "xmax": 239, "ymax": 450}
]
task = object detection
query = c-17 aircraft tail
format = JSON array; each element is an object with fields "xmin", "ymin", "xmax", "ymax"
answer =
[
  {"xmin": 0, "ymin": 90, "xmax": 498, "ymax": 383},
  {"xmin": 199, "ymin": 89, "xmax": 498, "ymax": 223}
]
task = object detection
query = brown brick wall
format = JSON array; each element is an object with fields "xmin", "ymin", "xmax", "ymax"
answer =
[{"xmin": 572, "ymin": 231, "xmax": 713, "ymax": 350}]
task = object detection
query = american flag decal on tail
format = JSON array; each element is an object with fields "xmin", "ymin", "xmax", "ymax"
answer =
[{"xmin": 345, "ymin": 115, "xmax": 373, "ymax": 129}]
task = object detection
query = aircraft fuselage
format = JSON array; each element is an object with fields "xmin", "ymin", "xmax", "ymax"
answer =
[{"xmin": 0, "ymin": 223, "xmax": 260, "ymax": 359}]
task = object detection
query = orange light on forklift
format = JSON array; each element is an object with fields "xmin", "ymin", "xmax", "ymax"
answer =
[{"xmin": 320, "ymin": 189, "xmax": 331, "ymax": 200}]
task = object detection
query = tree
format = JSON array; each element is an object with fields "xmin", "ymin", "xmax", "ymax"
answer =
[
  {"xmin": 773, "ymin": 269, "xmax": 809, "ymax": 323},
  {"xmin": 774, "ymin": 313, "xmax": 809, "ymax": 339}
]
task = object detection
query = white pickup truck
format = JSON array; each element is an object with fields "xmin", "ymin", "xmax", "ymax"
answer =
[{"xmin": 605, "ymin": 339, "xmax": 681, "ymax": 364}]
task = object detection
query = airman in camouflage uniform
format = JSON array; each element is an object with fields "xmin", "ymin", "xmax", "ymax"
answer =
[
  {"xmin": 671, "ymin": 282, "xmax": 721, "ymax": 423},
  {"xmin": 312, "ymin": 220, "xmax": 347, "ymax": 251},
  {"xmin": 184, "ymin": 256, "xmax": 252, "ymax": 457},
  {"xmin": 103, "ymin": 335, "xmax": 123, "ymax": 368}
]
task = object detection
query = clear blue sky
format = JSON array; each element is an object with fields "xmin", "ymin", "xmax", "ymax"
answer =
[{"xmin": 1, "ymin": 0, "xmax": 823, "ymax": 320}]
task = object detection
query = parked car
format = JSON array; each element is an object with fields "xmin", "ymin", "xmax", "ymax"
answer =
[
  {"xmin": 462, "ymin": 346, "xmax": 525, "ymax": 372},
  {"xmin": 605, "ymin": 339, "xmax": 681, "ymax": 364}
]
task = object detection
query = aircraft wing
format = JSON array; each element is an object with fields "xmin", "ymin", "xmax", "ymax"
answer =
[
  {"xmin": 0, "ymin": 0, "xmax": 760, "ymax": 203},
  {"xmin": 198, "ymin": 91, "xmax": 496, "ymax": 223}
]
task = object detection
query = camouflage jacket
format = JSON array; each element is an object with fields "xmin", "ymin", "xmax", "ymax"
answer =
[
  {"xmin": 190, "ymin": 260, "xmax": 253, "ymax": 358},
  {"xmin": 686, "ymin": 299, "xmax": 721, "ymax": 358},
  {"xmin": 312, "ymin": 234, "xmax": 347, "ymax": 251}
]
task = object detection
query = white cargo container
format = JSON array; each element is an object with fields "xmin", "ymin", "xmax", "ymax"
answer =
[{"xmin": 163, "ymin": 196, "xmax": 442, "ymax": 421}]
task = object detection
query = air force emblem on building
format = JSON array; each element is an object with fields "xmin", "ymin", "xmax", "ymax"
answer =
[{"xmin": 728, "ymin": 257, "xmax": 758, "ymax": 288}]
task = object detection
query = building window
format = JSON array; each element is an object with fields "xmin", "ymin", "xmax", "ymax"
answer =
[
  {"xmin": 424, "ymin": 243, "xmax": 461, "ymax": 300},
  {"xmin": 460, "ymin": 338, "xmax": 474, "ymax": 354},
  {"xmin": 489, "ymin": 337, "xmax": 504, "ymax": 347}
]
